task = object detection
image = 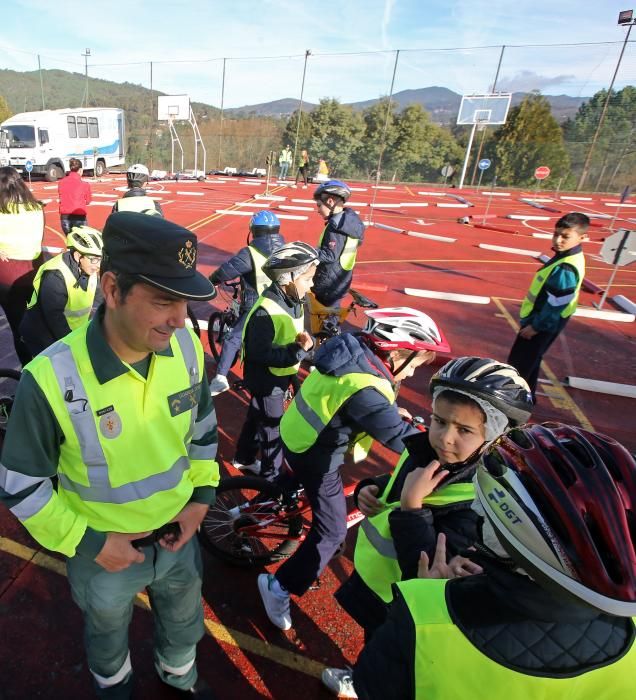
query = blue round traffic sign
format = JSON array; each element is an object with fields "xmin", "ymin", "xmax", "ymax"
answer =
[
  {"xmin": 25, "ymin": 160, "xmax": 34, "ymax": 173},
  {"xmin": 478, "ymin": 158, "xmax": 491, "ymax": 171}
]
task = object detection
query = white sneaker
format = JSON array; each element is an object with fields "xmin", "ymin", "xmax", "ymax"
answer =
[
  {"xmin": 321, "ymin": 668, "xmax": 357, "ymax": 698},
  {"xmin": 258, "ymin": 573, "xmax": 292, "ymax": 630},
  {"xmin": 231, "ymin": 459, "xmax": 261, "ymax": 474},
  {"xmin": 302, "ymin": 184, "xmax": 308, "ymax": 189},
  {"xmin": 210, "ymin": 374, "xmax": 230, "ymax": 396}
]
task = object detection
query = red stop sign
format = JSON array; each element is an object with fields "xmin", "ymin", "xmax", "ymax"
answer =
[{"xmin": 534, "ymin": 166, "xmax": 551, "ymax": 180}]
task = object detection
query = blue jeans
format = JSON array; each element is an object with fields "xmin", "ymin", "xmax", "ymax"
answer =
[
  {"xmin": 278, "ymin": 162, "xmax": 290, "ymax": 179},
  {"xmin": 216, "ymin": 311, "xmax": 247, "ymax": 377}
]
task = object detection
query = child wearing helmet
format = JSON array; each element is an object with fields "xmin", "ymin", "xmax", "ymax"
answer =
[
  {"xmin": 112, "ymin": 164, "xmax": 163, "ymax": 216},
  {"xmin": 208, "ymin": 210, "xmax": 285, "ymax": 396},
  {"xmin": 257, "ymin": 308, "xmax": 446, "ymax": 632},
  {"xmin": 234, "ymin": 242, "xmax": 319, "ymax": 478},
  {"xmin": 323, "ymin": 357, "xmax": 533, "ymax": 697},
  {"xmin": 350, "ymin": 423, "xmax": 636, "ymax": 700},
  {"xmin": 311, "ymin": 180, "xmax": 365, "ymax": 309},
  {"xmin": 20, "ymin": 226, "xmax": 103, "ymax": 356}
]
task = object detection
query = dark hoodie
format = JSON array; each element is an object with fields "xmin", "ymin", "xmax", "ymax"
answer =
[
  {"xmin": 283, "ymin": 333, "xmax": 418, "ymax": 475},
  {"xmin": 312, "ymin": 208, "xmax": 365, "ymax": 306}
]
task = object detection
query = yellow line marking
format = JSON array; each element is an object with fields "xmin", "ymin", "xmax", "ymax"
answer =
[
  {"xmin": 45, "ymin": 225, "xmax": 66, "ymax": 243},
  {"xmin": 491, "ymin": 297, "xmax": 594, "ymax": 431},
  {"xmin": 405, "ymin": 185, "xmax": 415, "ymax": 197},
  {"xmin": 0, "ymin": 535, "xmax": 323, "ymax": 680}
]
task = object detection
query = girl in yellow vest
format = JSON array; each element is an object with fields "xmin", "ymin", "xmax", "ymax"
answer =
[
  {"xmin": 351, "ymin": 423, "xmax": 636, "ymax": 700},
  {"xmin": 0, "ymin": 166, "xmax": 45, "ymax": 365},
  {"xmin": 20, "ymin": 226, "xmax": 103, "ymax": 356}
]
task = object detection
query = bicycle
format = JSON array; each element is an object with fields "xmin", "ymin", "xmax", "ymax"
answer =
[
  {"xmin": 207, "ymin": 280, "xmax": 242, "ymax": 368},
  {"xmin": 0, "ymin": 368, "xmax": 21, "ymax": 443},
  {"xmin": 307, "ymin": 288, "xmax": 378, "ymax": 343},
  {"xmin": 198, "ymin": 416, "xmax": 427, "ymax": 568}
]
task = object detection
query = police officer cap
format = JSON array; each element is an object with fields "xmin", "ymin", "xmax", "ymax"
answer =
[{"xmin": 102, "ymin": 212, "xmax": 216, "ymax": 300}]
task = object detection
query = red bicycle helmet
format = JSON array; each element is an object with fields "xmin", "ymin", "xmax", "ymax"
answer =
[{"xmin": 475, "ymin": 422, "xmax": 636, "ymax": 617}]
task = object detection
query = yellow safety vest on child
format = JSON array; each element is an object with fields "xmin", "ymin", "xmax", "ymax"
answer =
[{"xmin": 520, "ymin": 251, "xmax": 585, "ymax": 320}]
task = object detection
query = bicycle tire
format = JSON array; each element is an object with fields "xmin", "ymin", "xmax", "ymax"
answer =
[
  {"xmin": 187, "ymin": 305, "xmax": 201, "ymax": 338},
  {"xmin": 0, "ymin": 368, "xmax": 21, "ymax": 441},
  {"xmin": 207, "ymin": 312, "xmax": 239, "ymax": 369},
  {"xmin": 198, "ymin": 475, "xmax": 303, "ymax": 567}
]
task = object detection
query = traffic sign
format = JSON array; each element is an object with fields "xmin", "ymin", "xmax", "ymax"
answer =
[
  {"xmin": 441, "ymin": 164, "xmax": 454, "ymax": 177},
  {"xmin": 600, "ymin": 229, "xmax": 636, "ymax": 267},
  {"xmin": 478, "ymin": 158, "xmax": 491, "ymax": 171},
  {"xmin": 534, "ymin": 165, "xmax": 550, "ymax": 180},
  {"xmin": 25, "ymin": 160, "xmax": 34, "ymax": 173}
]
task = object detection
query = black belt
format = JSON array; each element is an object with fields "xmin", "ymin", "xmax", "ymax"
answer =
[{"xmin": 131, "ymin": 521, "xmax": 181, "ymax": 548}]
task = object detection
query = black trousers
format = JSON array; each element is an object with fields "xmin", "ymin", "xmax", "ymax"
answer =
[
  {"xmin": 507, "ymin": 327, "xmax": 563, "ymax": 397},
  {"xmin": 60, "ymin": 214, "xmax": 87, "ymax": 234}
]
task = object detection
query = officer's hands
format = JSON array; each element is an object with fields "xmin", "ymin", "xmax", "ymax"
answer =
[
  {"xmin": 159, "ymin": 502, "xmax": 209, "ymax": 552},
  {"xmin": 295, "ymin": 331, "xmax": 314, "ymax": 351},
  {"xmin": 95, "ymin": 531, "xmax": 151, "ymax": 572},
  {"xmin": 519, "ymin": 325, "xmax": 538, "ymax": 339},
  {"xmin": 358, "ymin": 484, "xmax": 384, "ymax": 517},
  {"xmin": 400, "ymin": 461, "xmax": 449, "ymax": 510}
]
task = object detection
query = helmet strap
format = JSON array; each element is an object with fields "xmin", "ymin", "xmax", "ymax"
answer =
[{"xmin": 390, "ymin": 351, "xmax": 418, "ymax": 379}]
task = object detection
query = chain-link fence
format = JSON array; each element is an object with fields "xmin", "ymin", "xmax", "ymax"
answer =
[{"xmin": 0, "ymin": 38, "xmax": 634, "ymax": 191}]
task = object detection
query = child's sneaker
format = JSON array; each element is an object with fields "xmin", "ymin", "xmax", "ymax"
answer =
[
  {"xmin": 231, "ymin": 459, "xmax": 261, "ymax": 474},
  {"xmin": 321, "ymin": 667, "xmax": 357, "ymax": 698},
  {"xmin": 257, "ymin": 573, "xmax": 292, "ymax": 630},
  {"xmin": 209, "ymin": 374, "xmax": 230, "ymax": 396}
]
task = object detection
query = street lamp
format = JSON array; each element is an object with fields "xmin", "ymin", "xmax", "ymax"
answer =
[
  {"xmin": 577, "ymin": 10, "xmax": 635, "ymax": 190},
  {"xmin": 81, "ymin": 48, "xmax": 91, "ymax": 108}
]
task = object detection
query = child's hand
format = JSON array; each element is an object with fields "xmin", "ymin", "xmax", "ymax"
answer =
[
  {"xmin": 358, "ymin": 484, "xmax": 384, "ymax": 516},
  {"xmin": 447, "ymin": 554, "xmax": 483, "ymax": 577},
  {"xmin": 519, "ymin": 325, "xmax": 538, "ymax": 339},
  {"xmin": 295, "ymin": 331, "xmax": 314, "ymax": 351},
  {"xmin": 397, "ymin": 406, "xmax": 413, "ymax": 421},
  {"xmin": 418, "ymin": 533, "xmax": 452, "ymax": 579},
  {"xmin": 400, "ymin": 461, "xmax": 449, "ymax": 510}
]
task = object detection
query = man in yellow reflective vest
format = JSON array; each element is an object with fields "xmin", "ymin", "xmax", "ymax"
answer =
[
  {"xmin": 507, "ymin": 212, "xmax": 588, "ymax": 398},
  {"xmin": 0, "ymin": 212, "xmax": 219, "ymax": 699},
  {"xmin": 234, "ymin": 241, "xmax": 318, "ymax": 479},
  {"xmin": 350, "ymin": 424, "xmax": 636, "ymax": 700},
  {"xmin": 111, "ymin": 163, "xmax": 163, "ymax": 216},
  {"xmin": 20, "ymin": 226, "xmax": 103, "ymax": 356},
  {"xmin": 311, "ymin": 180, "xmax": 364, "ymax": 309},
  {"xmin": 207, "ymin": 210, "xmax": 285, "ymax": 396}
]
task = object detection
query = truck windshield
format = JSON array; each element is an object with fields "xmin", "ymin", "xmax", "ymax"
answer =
[{"xmin": 4, "ymin": 125, "xmax": 36, "ymax": 148}]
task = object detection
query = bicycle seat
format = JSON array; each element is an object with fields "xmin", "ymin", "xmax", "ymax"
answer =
[{"xmin": 349, "ymin": 288, "xmax": 378, "ymax": 309}]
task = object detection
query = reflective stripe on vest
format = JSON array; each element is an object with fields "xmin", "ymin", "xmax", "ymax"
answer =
[
  {"xmin": 247, "ymin": 245, "xmax": 270, "ymax": 296},
  {"xmin": 25, "ymin": 325, "xmax": 205, "ymax": 536},
  {"xmin": 397, "ymin": 578, "xmax": 636, "ymax": 699},
  {"xmin": 241, "ymin": 293, "xmax": 304, "ymax": 376},
  {"xmin": 0, "ymin": 204, "xmax": 43, "ymax": 260},
  {"xmin": 354, "ymin": 449, "xmax": 476, "ymax": 603},
  {"xmin": 27, "ymin": 253, "xmax": 97, "ymax": 330},
  {"xmin": 115, "ymin": 195, "xmax": 157, "ymax": 213},
  {"xmin": 520, "ymin": 252, "xmax": 585, "ymax": 320},
  {"xmin": 281, "ymin": 369, "xmax": 395, "ymax": 454},
  {"xmin": 319, "ymin": 223, "xmax": 359, "ymax": 272}
]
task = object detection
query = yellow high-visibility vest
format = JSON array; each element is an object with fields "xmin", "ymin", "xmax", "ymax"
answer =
[{"xmin": 520, "ymin": 251, "xmax": 585, "ymax": 320}]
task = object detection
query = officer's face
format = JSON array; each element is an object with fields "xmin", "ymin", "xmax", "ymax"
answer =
[
  {"xmin": 102, "ymin": 275, "xmax": 187, "ymax": 361},
  {"xmin": 428, "ymin": 396, "xmax": 486, "ymax": 465}
]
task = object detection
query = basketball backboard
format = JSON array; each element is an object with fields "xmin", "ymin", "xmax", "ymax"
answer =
[
  {"xmin": 457, "ymin": 94, "xmax": 512, "ymax": 125},
  {"xmin": 158, "ymin": 95, "xmax": 191, "ymax": 121}
]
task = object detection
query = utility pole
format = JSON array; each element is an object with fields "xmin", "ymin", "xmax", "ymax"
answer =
[
  {"xmin": 37, "ymin": 55, "xmax": 45, "ymax": 110},
  {"xmin": 218, "ymin": 58, "xmax": 226, "ymax": 169},
  {"xmin": 81, "ymin": 48, "xmax": 91, "ymax": 108},
  {"xmin": 577, "ymin": 10, "xmax": 635, "ymax": 190},
  {"xmin": 292, "ymin": 50, "xmax": 311, "ymax": 174}
]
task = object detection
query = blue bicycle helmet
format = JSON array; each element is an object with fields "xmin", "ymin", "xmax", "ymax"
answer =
[
  {"xmin": 249, "ymin": 210, "xmax": 280, "ymax": 237},
  {"xmin": 313, "ymin": 179, "xmax": 351, "ymax": 203}
]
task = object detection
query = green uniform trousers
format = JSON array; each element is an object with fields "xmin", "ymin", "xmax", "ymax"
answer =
[{"xmin": 66, "ymin": 537, "xmax": 205, "ymax": 699}]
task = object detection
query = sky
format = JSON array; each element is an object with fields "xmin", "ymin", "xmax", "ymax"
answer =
[{"xmin": 1, "ymin": 0, "xmax": 634, "ymax": 108}]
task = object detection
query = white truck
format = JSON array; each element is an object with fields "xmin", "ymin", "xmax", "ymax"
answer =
[{"xmin": 0, "ymin": 107, "xmax": 125, "ymax": 181}]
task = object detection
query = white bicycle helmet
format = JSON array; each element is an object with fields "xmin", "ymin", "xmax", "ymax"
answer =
[
  {"xmin": 262, "ymin": 241, "xmax": 319, "ymax": 283},
  {"xmin": 66, "ymin": 226, "xmax": 103, "ymax": 257},
  {"xmin": 126, "ymin": 163, "xmax": 149, "ymax": 186},
  {"xmin": 362, "ymin": 307, "xmax": 450, "ymax": 354}
]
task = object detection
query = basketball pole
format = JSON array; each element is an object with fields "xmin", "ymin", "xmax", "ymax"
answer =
[{"xmin": 458, "ymin": 123, "xmax": 477, "ymax": 190}]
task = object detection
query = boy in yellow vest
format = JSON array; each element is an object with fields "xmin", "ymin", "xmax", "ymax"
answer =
[
  {"xmin": 507, "ymin": 212, "xmax": 589, "ymax": 398},
  {"xmin": 20, "ymin": 226, "xmax": 103, "ymax": 356},
  {"xmin": 350, "ymin": 424, "xmax": 636, "ymax": 700}
]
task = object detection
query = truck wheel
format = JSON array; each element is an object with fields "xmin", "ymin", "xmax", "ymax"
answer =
[
  {"xmin": 95, "ymin": 160, "xmax": 106, "ymax": 177},
  {"xmin": 45, "ymin": 163, "xmax": 64, "ymax": 182}
]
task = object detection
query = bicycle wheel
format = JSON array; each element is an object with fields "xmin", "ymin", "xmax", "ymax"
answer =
[
  {"xmin": 187, "ymin": 305, "xmax": 201, "ymax": 338},
  {"xmin": 0, "ymin": 368, "xmax": 21, "ymax": 441},
  {"xmin": 198, "ymin": 475, "xmax": 303, "ymax": 567},
  {"xmin": 207, "ymin": 312, "xmax": 225, "ymax": 362}
]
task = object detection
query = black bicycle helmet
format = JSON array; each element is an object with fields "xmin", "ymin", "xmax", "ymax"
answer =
[
  {"xmin": 430, "ymin": 357, "xmax": 533, "ymax": 426},
  {"xmin": 261, "ymin": 241, "xmax": 319, "ymax": 282},
  {"xmin": 313, "ymin": 179, "xmax": 351, "ymax": 203}
]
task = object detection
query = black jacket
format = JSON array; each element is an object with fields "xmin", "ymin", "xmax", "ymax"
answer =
[
  {"xmin": 312, "ymin": 208, "xmax": 365, "ymax": 306},
  {"xmin": 284, "ymin": 333, "xmax": 417, "ymax": 476},
  {"xmin": 242, "ymin": 283, "xmax": 308, "ymax": 396},
  {"xmin": 353, "ymin": 559, "xmax": 636, "ymax": 700},
  {"xmin": 209, "ymin": 233, "xmax": 285, "ymax": 312}
]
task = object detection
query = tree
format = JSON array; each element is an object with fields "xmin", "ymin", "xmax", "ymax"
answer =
[
  {"xmin": 493, "ymin": 93, "xmax": 570, "ymax": 187},
  {"xmin": 0, "ymin": 94, "xmax": 11, "ymax": 123},
  {"xmin": 354, "ymin": 98, "xmax": 400, "ymax": 177},
  {"xmin": 282, "ymin": 109, "xmax": 313, "ymax": 164}
]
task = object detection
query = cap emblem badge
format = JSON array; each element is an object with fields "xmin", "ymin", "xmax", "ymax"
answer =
[{"xmin": 178, "ymin": 239, "xmax": 196, "ymax": 269}]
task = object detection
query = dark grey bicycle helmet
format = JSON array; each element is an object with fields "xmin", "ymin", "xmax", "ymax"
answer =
[
  {"xmin": 261, "ymin": 241, "xmax": 319, "ymax": 283},
  {"xmin": 430, "ymin": 357, "xmax": 534, "ymax": 426},
  {"xmin": 313, "ymin": 179, "xmax": 351, "ymax": 203}
]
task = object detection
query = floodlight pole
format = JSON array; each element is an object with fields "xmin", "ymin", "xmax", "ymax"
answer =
[
  {"xmin": 578, "ymin": 16, "xmax": 634, "ymax": 190},
  {"xmin": 81, "ymin": 48, "xmax": 91, "ymax": 108},
  {"xmin": 292, "ymin": 50, "xmax": 311, "ymax": 176},
  {"xmin": 218, "ymin": 58, "xmax": 226, "ymax": 169}
]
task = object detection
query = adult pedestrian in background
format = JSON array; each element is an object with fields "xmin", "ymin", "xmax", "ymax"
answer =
[
  {"xmin": 58, "ymin": 157, "xmax": 92, "ymax": 234},
  {"xmin": 278, "ymin": 145, "xmax": 292, "ymax": 180},
  {"xmin": 293, "ymin": 149, "xmax": 310, "ymax": 189},
  {"xmin": 0, "ymin": 166, "xmax": 44, "ymax": 366},
  {"xmin": 0, "ymin": 212, "xmax": 219, "ymax": 699}
]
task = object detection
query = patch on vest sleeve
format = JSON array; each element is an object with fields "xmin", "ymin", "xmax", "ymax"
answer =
[
  {"xmin": 168, "ymin": 382, "xmax": 202, "ymax": 417},
  {"xmin": 99, "ymin": 410, "xmax": 122, "ymax": 439}
]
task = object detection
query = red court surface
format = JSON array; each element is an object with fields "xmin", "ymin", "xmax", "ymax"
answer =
[{"xmin": 0, "ymin": 175, "xmax": 634, "ymax": 698}]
